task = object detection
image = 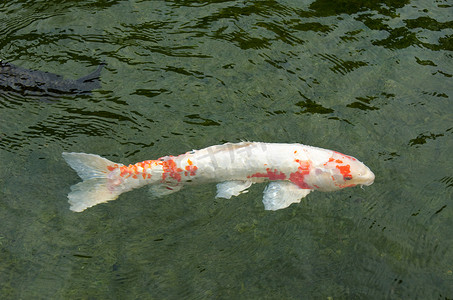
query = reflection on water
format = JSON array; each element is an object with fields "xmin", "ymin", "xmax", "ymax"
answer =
[{"xmin": 0, "ymin": 0, "xmax": 452, "ymax": 298}]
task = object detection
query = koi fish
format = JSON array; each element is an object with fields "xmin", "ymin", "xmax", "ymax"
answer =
[
  {"xmin": 62, "ymin": 142, "xmax": 375, "ymax": 212},
  {"xmin": 0, "ymin": 60, "xmax": 104, "ymax": 96}
]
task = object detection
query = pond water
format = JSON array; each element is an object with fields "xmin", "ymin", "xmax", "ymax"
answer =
[{"xmin": 1, "ymin": 0, "xmax": 452, "ymax": 298}]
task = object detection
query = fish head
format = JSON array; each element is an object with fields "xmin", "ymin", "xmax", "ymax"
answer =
[{"xmin": 310, "ymin": 151, "xmax": 374, "ymax": 191}]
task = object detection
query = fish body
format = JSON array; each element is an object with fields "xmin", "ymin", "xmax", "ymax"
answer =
[
  {"xmin": 62, "ymin": 142, "xmax": 375, "ymax": 212},
  {"xmin": 0, "ymin": 61, "xmax": 104, "ymax": 96}
]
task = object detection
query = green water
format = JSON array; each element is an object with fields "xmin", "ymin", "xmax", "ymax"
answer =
[{"xmin": 1, "ymin": 0, "xmax": 452, "ymax": 298}]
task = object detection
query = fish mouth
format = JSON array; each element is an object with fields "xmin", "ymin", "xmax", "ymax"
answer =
[
  {"xmin": 356, "ymin": 168, "xmax": 375, "ymax": 187},
  {"xmin": 361, "ymin": 170, "xmax": 375, "ymax": 186}
]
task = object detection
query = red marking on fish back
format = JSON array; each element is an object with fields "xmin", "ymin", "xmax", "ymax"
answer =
[
  {"xmin": 334, "ymin": 151, "xmax": 356, "ymax": 161},
  {"xmin": 131, "ymin": 165, "xmax": 138, "ymax": 174},
  {"xmin": 107, "ymin": 164, "xmax": 119, "ymax": 172},
  {"xmin": 289, "ymin": 159, "xmax": 312, "ymax": 189},
  {"xmin": 248, "ymin": 168, "xmax": 286, "ymax": 180},
  {"xmin": 336, "ymin": 164, "xmax": 352, "ymax": 181},
  {"xmin": 324, "ymin": 157, "xmax": 346, "ymax": 166},
  {"xmin": 119, "ymin": 166, "xmax": 129, "ymax": 177},
  {"xmin": 161, "ymin": 159, "xmax": 183, "ymax": 182},
  {"xmin": 117, "ymin": 160, "xmax": 157, "ymax": 179},
  {"xmin": 324, "ymin": 157, "xmax": 335, "ymax": 166},
  {"xmin": 185, "ymin": 164, "xmax": 198, "ymax": 176}
]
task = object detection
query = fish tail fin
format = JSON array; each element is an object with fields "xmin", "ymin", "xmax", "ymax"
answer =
[
  {"xmin": 76, "ymin": 62, "xmax": 105, "ymax": 85},
  {"xmin": 62, "ymin": 152, "xmax": 122, "ymax": 212}
]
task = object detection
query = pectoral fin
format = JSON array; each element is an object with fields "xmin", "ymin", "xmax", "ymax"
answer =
[
  {"xmin": 216, "ymin": 181, "xmax": 253, "ymax": 199},
  {"xmin": 149, "ymin": 184, "xmax": 183, "ymax": 198},
  {"xmin": 263, "ymin": 181, "xmax": 312, "ymax": 210}
]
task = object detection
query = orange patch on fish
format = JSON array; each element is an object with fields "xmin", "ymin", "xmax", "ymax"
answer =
[
  {"xmin": 248, "ymin": 168, "xmax": 286, "ymax": 180},
  {"xmin": 289, "ymin": 159, "xmax": 311, "ymax": 189},
  {"xmin": 185, "ymin": 164, "xmax": 198, "ymax": 176},
  {"xmin": 161, "ymin": 159, "xmax": 184, "ymax": 182},
  {"xmin": 336, "ymin": 164, "xmax": 352, "ymax": 181}
]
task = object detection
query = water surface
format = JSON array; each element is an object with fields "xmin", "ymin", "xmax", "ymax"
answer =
[{"xmin": 0, "ymin": 0, "xmax": 452, "ymax": 298}]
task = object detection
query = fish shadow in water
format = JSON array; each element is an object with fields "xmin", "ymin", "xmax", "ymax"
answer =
[{"xmin": 0, "ymin": 61, "xmax": 105, "ymax": 100}]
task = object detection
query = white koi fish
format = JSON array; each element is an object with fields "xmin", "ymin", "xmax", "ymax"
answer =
[{"xmin": 62, "ymin": 142, "xmax": 375, "ymax": 212}]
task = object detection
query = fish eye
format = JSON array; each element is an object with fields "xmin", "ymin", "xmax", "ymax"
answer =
[{"xmin": 344, "ymin": 175, "xmax": 353, "ymax": 180}]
